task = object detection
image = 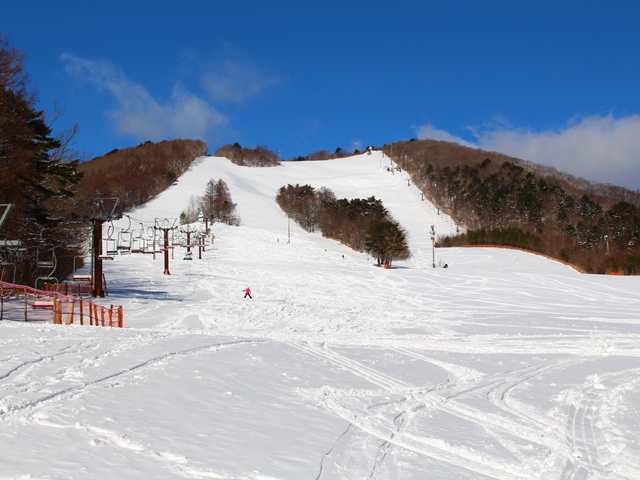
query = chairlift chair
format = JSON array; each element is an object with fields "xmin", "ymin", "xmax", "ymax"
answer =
[
  {"xmin": 0, "ymin": 259, "xmax": 16, "ymax": 284},
  {"xmin": 117, "ymin": 216, "xmax": 132, "ymax": 253},
  {"xmin": 131, "ymin": 237, "xmax": 147, "ymax": 253},
  {"xmin": 144, "ymin": 227, "xmax": 162, "ymax": 254},
  {"xmin": 36, "ymin": 242, "xmax": 57, "ymax": 276},
  {"xmin": 72, "ymin": 255, "xmax": 92, "ymax": 282},
  {"xmin": 131, "ymin": 222, "xmax": 147, "ymax": 253},
  {"xmin": 118, "ymin": 230, "xmax": 132, "ymax": 253},
  {"xmin": 104, "ymin": 222, "xmax": 118, "ymax": 256},
  {"xmin": 143, "ymin": 227, "xmax": 155, "ymax": 253},
  {"xmin": 0, "ymin": 236, "xmax": 20, "ymax": 284},
  {"xmin": 35, "ymin": 237, "xmax": 58, "ymax": 290}
]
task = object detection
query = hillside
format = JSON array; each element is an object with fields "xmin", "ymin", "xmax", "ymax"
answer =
[
  {"xmin": 110, "ymin": 152, "xmax": 458, "ymax": 258},
  {"xmin": 77, "ymin": 139, "xmax": 208, "ymax": 213},
  {"xmin": 74, "ymin": 138, "xmax": 640, "ymax": 276},
  {"xmin": 382, "ymin": 139, "xmax": 640, "ymax": 274},
  {"xmin": 3, "ymin": 153, "xmax": 640, "ymax": 479}
]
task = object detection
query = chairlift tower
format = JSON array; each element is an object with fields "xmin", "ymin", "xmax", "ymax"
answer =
[
  {"xmin": 73, "ymin": 198, "xmax": 122, "ymax": 297},
  {"xmin": 155, "ymin": 218, "xmax": 178, "ymax": 275},
  {"xmin": 180, "ymin": 224, "xmax": 194, "ymax": 254}
]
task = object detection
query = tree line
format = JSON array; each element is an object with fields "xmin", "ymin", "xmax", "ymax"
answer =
[
  {"xmin": 276, "ymin": 184, "xmax": 410, "ymax": 267},
  {"xmin": 215, "ymin": 143, "xmax": 280, "ymax": 167}
]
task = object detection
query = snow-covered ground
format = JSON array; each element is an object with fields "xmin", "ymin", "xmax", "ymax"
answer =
[{"xmin": 2, "ymin": 152, "xmax": 640, "ymax": 479}]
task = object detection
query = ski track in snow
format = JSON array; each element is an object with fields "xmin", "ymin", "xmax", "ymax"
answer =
[
  {"xmin": 2, "ymin": 153, "xmax": 640, "ymax": 479},
  {"xmin": 1, "ymin": 336, "xmax": 257, "ymax": 420}
]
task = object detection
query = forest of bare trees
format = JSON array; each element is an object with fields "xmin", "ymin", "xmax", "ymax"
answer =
[
  {"xmin": 180, "ymin": 178, "xmax": 236, "ymax": 225},
  {"xmin": 77, "ymin": 139, "xmax": 208, "ymax": 213},
  {"xmin": 215, "ymin": 143, "xmax": 280, "ymax": 167}
]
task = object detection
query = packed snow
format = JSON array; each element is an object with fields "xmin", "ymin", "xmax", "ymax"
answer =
[{"xmin": 2, "ymin": 152, "xmax": 640, "ymax": 479}]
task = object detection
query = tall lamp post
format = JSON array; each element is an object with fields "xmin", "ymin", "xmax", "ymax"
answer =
[{"xmin": 430, "ymin": 224, "xmax": 436, "ymax": 268}]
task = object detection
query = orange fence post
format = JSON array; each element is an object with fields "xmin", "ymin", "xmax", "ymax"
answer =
[
  {"xmin": 109, "ymin": 305, "xmax": 114, "ymax": 327},
  {"xmin": 66, "ymin": 300, "xmax": 74, "ymax": 325},
  {"xmin": 79, "ymin": 300, "xmax": 84, "ymax": 326},
  {"xmin": 118, "ymin": 306, "xmax": 124, "ymax": 328},
  {"xmin": 53, "ymin": 298, "xmax": 62, "ymax": 324}
]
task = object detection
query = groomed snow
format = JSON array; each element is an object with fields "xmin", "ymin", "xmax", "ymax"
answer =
[{"xmin": 2, "ymin": 152, "xmax": 640, "ymax": 479}]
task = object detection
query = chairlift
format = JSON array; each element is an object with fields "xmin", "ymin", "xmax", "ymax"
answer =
[
  {"xmin": 117, "ymin": 215, "xmax": 132, "ymax": 253},
  {"xmin": 72, "ymin": 255, "xmax": 92, "ymax": 282},
  {"xmin": 145, "ymin": 226, "xmax": 162, "ymax": 254},
  {"xmin": 0, "ymin": 239, "xmax": 23, "ymax": 263},
  {"xmin": 143, "ymin": 226, "xmax": 156, "ymax": 253},
  {"xmin": 35, "ymin": 232, "xmax": 58, "ymax": 290},
  {"xmin": 104, "ymin": 221, "xmax": 118, "ymax": 256},
  {"xmin": 131, "ymin": 222, "xmax": 147, "ymax": 253},
  {"xmin": 0, "ymin": 257, "xmax": 16, "ymax": 284},
  {"xmin": 173, "ymin": 230, "xmax": 186, "ymax": 247},
  {"xmin": 168, "ymin": 228, "xmax": 178, "ymax": 247},
  {"xmin": 36, "ymin": 241, "xmax": 57, "ymax": 277},
  {"xmin": 0, "ymin": 236, "xmax": 21, "ymax": 284}
]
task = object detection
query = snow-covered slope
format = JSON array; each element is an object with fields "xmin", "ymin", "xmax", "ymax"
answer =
[
  {"xmin": 2, "ymin": 153, "xmax": 640, "ymax": 479},
  {"xmin": 125, "ymin": 152, "xmax": 457, "ymax": 263}
]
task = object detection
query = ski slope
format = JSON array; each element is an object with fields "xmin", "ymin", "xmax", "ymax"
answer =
[{"xmin": 2, "ymin": 152, "xmax": 640, "ymax": 479}]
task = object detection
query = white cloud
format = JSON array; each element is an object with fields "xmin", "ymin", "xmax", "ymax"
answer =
[
  {"xmin": 415, "ymin": 124, "xmax": 473, "ymax": 147},
  {"xmin": 200, "ymin": 57, "xmax": 284, "ymax": 103},
  {"xmin": 61, "ymin": 53, "xmax": 227, "ymax": 142},
  {"xmin": 416, "ymin": 115, "xmax": 640, "ymax": 190}
]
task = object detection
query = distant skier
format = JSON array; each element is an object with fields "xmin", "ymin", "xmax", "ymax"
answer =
[{"xmin": 243, "ymin": 287, "xmax": 252, "ymax": 299}]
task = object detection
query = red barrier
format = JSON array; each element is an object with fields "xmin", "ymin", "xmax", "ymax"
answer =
[{"xmin": 0, "ymin": 281, "xmax": 123, "ymax": 327}]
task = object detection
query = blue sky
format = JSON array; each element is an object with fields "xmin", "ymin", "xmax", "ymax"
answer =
[{"xmin": 4, "ymin": 1, "xmax": 640, "ymax": 189}]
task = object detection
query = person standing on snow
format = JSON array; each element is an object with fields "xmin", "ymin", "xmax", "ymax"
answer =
[{"xmin": 243, "ymin": 287, "xmax": 252, "ymax": 299}]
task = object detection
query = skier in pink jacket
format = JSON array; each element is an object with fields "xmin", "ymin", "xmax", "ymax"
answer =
[{"xmin": 243, "ymin": 287, "xmax": 252, "ymax": 299}]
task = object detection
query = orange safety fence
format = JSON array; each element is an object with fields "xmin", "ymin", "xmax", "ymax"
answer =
[
  {"xmin": 43, "ymin": 282, "xmax": 93, "ymax": 297},
  {"xmin": 0, "ymin": 281, "xmax": 123, "ymax": 327}
]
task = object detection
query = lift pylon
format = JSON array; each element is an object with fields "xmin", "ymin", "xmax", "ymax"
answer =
[{"xmin": 73, "ymin": 198, "xmax": 122, "ymax": 297}]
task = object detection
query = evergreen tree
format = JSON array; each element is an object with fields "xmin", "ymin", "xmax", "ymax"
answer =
[{"xmin": 364, "ymin": 219, "xmax": 410, "ymax": 268}]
